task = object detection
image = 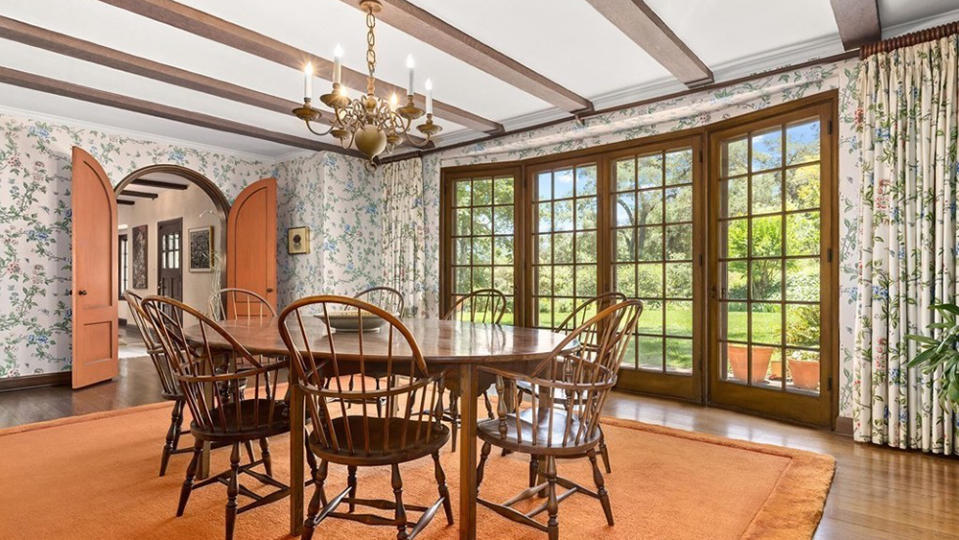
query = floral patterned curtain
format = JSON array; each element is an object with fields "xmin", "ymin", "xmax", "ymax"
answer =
[
  {"xmin": 378, "ymin": 158, "xmax": 430, "ymax": 317},
  {"xmin": 854, "ymin": 34, "xmax": 959, "ymax": 453}
]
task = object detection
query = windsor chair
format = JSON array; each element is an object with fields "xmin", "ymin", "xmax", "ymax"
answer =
[
  {"xmin": 440, "ymin": 288, "xmax": 507, "ymax": 451},
  {"xmin": 515, "ymin": 291, "xmax": 629, "ymax": 471},
  {"xmin": 142, "ymin": 296, "xmax": 301, "ymax": 540},
  {"xmin": 124, "ymin": 291, "xmax": 190, "ymax": 476},
  {"xmin": 279, "ymin": 296, "xmax": 453, "ymax": 540},
  {"xmin": 475, "ymin": 300, "xmax": 642, "ymax": 540}
]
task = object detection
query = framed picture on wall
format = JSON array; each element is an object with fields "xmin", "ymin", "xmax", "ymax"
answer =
[
  {"xmin": 189, "ymin": 226, "xmax": 214, "ymax": 272},
  {"xmin": 287, "ymin": 226, "xmax": 310, "ymax": 254},
  {"xmin": 132, "ymin": 224, "xmax": 148, "ymax": 289}
]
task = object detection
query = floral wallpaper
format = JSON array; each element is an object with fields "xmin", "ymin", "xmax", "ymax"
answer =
[
  {"xmin": 0, "ymin": 110, "xmax": 387, "ymax": 380},
  {"xmin": 0, "ymin": 57, "xmax": 867, "ymax": 421},
  {"xmin": 418, "ymin": 58, "xmax": 864, "ymax": 417},
  {"xmin": 272, "ymin": 150, "xmax": 385, "ymax": 308}
]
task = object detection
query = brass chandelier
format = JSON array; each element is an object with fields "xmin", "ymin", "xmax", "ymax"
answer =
[{"xmin": 292, "ymin": 0, "xmax": 440, "ymax": 165}]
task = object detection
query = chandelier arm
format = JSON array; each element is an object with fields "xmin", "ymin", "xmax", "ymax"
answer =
[
  {"xmin": 303, "ymin": 120, "xmax": 337, "ymax": 137},
  {"xmin": 403, "ymin": 134, "xmax": 434, "ymax": 148}
]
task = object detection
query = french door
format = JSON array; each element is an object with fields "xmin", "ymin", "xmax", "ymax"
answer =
[
  {"xmin": 605, "ymin": 136, "xmax": 705, "ymax": 400},
  {"xmin": 707, "ymin": 102, "xmax": 836, "ymax": 426},
  {"xmin": 157, "ymin": 218, "xmax": 183, "ymax": 302}
]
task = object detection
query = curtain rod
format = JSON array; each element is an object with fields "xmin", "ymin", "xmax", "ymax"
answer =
[{"xmin": 860, "ymin": 20, "xmax": 959, "ymax": 58}]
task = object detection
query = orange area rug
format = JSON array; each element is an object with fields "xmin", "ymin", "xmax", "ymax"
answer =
[{"xmin": 0, "ymin": 402, "xmax": 834, "ymax": 539}]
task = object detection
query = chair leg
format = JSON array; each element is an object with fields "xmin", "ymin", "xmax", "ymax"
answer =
[
  {"xmin": 391, "ymin": 464, "xmax": 409, "ymax": 540},
  {"xmin": 303, "ymin": 460, "xmax": 328, "ymax": 540},
  {"xmin": 432, "ymin": 451, "xmax": 454, "ymax": 525},
  {"xmin": 176, "ymin": 439, "xmax": 202, "ymax": 516},
  {"xmin": 449, "ymin": 390, "xmax": 459, "ymax": 452},
  {"xmin": 476, "ymin": 441, "xmax": 492, "ymax": 495},
  {"xmin": 347, "ymin": 465, "xmax": 358, "ymax": 513},
  {"xmin": 545, "ymin": 456, "xmax": 559, "ymax": 540},
  {"xmin": 529, "ymin": 455, "xmax": 539, "ymax": 488},
  {"xmin": 243, "ymin": 441, "xmax": 256, "ymax": 464},
  {"xmin": 305, "ymin": 438, "xmax": 318, "ymax": 479},
  {"xmin": 259, "ymin": 438, "xmax": 273, "ymax": 477},
  {"xmin": 598, "ymin": 428, "xmax": 612, "ymax": 474},
  {"xmin": 225, "ymin": 443, "xmax": 240, "ymax": 540},
  {"xmin": 160, "ymin": 400, "xmax": 182, "ymax": 476},
  {"xmin": 588, "ymin": 449, "xmax": 614, "ymax": 526},
  {"xmin": 171, "ymin": 400, "xmax": 185, "ymax": 451}
]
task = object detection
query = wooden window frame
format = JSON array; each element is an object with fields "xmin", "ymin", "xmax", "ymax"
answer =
[{"xmin": 439, "ymin": 90, "xmax": 839, "ymax": 427}]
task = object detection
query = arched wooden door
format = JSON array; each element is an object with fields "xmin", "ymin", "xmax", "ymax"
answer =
[
  {"xmin": 71, "ymin": 147, "xmax": 119, "ymax": 388},
  {"xmin": 227, "ymin": 178, "xmax": 278, "ymax": 314}
]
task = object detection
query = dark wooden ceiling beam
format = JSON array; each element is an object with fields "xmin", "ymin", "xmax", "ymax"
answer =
[
  {"xmin": 131, "ymin": 178, "xmax": 188, "ymax": 190},
  {"xmin": 117, "ymin": 199, "xmax": 135, "ymax": 205},
  {"xmin": 348, "ymin": 0, "xmax": 592, "ymax": 113},
  {"xmin": 0, "ymin": 65, "xmax": 360, "ymax": 155},
  {"xmin": 98, "ymin": 0, "xmax": 503, "ymax": 134},
  {"xmin": 0, "ymin": 15, "xmax": 340, "ymax": 123},
  {"xmin": 830, "ymin": 0, "xmax": 881, "ymax": 50},
  {"xmin": 118, "ymin": 189, "xmax": 159, "ymax": 199},
  {"xmin": 585, "ymin": 0, "xmax": 713, "ymax": 87}
]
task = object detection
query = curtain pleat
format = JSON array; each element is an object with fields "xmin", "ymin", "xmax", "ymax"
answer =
[
  {"xmin": 854, "ymin": 34, "xmax": 959, "ymax": 453},
  {"xmin": 378, "ymin": 158, "xmax": 428, "ymax": 317}
]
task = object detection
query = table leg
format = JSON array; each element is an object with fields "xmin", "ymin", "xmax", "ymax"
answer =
[
  {"xmin": 289, "ymin": 383, "xmax": 305, "ymax": 536},
  {"xmin": 458, "ymin": 364, "xmax": 478, "ymax": 540}
]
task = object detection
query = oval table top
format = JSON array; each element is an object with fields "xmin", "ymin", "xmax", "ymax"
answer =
[{"xmin": 183, "ymin": 317, "xmax": 573, "ymax": 365}]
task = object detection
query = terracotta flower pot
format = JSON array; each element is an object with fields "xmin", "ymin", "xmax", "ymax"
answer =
[
  {"xmin": 727, "ymin": 344, "xmax": 773, "ymax": 384},
  {"xmin": 788, "ymin": 358, "xmax": 820, "ymax": 390},
  {"xmin": 768, "ymin": 359, "xmax": 783, "ymax": 380}
]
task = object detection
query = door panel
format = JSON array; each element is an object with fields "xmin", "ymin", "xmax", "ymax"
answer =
[
  {"xmin": 71, "ymin": 147, "xmax": 118, "ymax": 389},
  {"xmin": 606, "ymin": 136, "xmax": 705, "ymax": 401},
  {"xmin": 708, "ymin": 103, "xmax": 835, "ymax": 426},
  {"xmin": 157, "ymin": 218, "xmax": 183, "ymax": 301},
  {"xmin": 227, "ymin": 178, "xmax": 277, "ymax": 315}
]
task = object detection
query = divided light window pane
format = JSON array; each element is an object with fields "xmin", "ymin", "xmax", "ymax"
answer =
[
  {"xmin": 718, "ymin": 116, "xmax": 822, "ymax": 395},
  {"xmin": 532, "ymin": 163, "xmax": 598, "ymax": 330},
  {"xmin": 451, "ymin": 175, "xmax": 516, "ymax": 324},
  {"xmin": 612, "ymin": 148, "xmax": 694, "ymax": 375}
]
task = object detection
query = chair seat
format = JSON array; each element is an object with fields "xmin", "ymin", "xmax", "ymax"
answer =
[
  {"xmin": 190, "ymin": 398, "xmax": 290, "ymax": 442},
  {"xmin": 477, "ymin": 408, "xmax": 601, "ymax": 456},
  {"xmin": 309, "ymin": 416, "xmax": 450, "ymax": 466}
]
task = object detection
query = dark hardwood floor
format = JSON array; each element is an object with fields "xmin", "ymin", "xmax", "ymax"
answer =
[{"xmin": 1, "ymin": 357, "xmax": 957, "ymax": 538}]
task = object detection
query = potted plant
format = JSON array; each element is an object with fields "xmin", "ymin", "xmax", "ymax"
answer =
[
  {"xmin": 907, "ymin": 303, "xmax": 959, "ymax": 406},
  {"xmin": 786, "ymin": 305, "xmax": 821, "ymax": 390},
  {"xmin": 727, "ymin": 344, "xmax": 773, "ymax": 383}
]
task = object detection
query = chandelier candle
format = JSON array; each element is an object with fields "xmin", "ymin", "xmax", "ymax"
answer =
[
  {"xmin": 425, "ymin": 78, "xmax": 433, "ymax": 115},
  {"xmin": 304, "ymin": 62, "xmax": 312, "ymax": 100},
  {"xmin": 406, "ymin": 55, "xmax": 415, "ymax": 96},
  {"xmin": 333, "ymin": 44, "xmax": 343, "ymax": 85}
]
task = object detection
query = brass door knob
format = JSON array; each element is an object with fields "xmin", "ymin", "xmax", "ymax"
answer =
[{"xmin": 78, "ymin": 290, "xmax": 88, "ymax": 296}]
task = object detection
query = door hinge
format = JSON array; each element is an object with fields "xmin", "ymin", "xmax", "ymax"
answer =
[
  {"xmin": 827, "ymin": 247, "xmax": 833, "ymax": 262},
  {"xmin": 827, "ymin": 376, "xmax": 833, "ymax": 391},
  {"xmin": 698, "ymin": 149, "xmax": 703, "ymax": 163},
  {"xmin": 828, "ymin": 120, "xmax": 833, "ymax": 135},
  {"xmin": 699, "ymin": 253, "xmax": 704, "ymax": 266}
]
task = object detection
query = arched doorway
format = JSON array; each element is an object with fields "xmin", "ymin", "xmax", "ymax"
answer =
[{"xmin": 114, "ymin": 165, "xmax": 230, "ymax": 358}]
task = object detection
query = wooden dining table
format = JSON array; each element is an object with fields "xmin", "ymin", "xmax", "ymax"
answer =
[{"xmin": 184, "ymin": 316, "xmax": 572, "ymax": 539}]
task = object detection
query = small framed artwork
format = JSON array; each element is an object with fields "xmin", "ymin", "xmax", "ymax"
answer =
[
  {"xmin": 188, "ymin": 226, "xmax": 214, "ymax": 272},
  {"xmin": 132, "ymin": 224, "xmax": 148, "ymax": 289},
  {"xmin": 288, "ymin": 226, "xmax": 310, "ymax": 254}
]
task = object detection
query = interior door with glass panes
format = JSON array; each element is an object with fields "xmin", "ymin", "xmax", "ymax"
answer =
[
  {"xmin": 445, "ymin": 170, "xmax": 520, "ymax": 324},
  {"xmin": 529, "ymin": 159, "xmax": 601, "ymax": 332},
  {"xmin": 708, "ymin": 101, "xmax": 835, "ymax": 426},
  {"xmin": 607, "ymin": 136, "xmax": 704, "ymax": 400}
]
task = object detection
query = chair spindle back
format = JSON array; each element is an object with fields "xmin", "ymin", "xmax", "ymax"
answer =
[
  {"xmin": 142, "ymin": 296, "xmax": 287, "ymax": 436},
  {"xmin": 209, "ymin": 287, "xmax": 276, "ymax": 321},
  {"xmin": 354, "ymin": 286, "xmax": 405, "ymax": 316},
  {"xmin": 125, "ymin": 291, "xmax": 180, "ymax": 397},
  {"xmin": 444, "ymin": 288, "xmax": 507, "ymax": 324},
  {"xmin": 279, "ymin": 296, "xmax": 445, "ymax": 457},
  {"xmin": 484, "ymin": 300, "xmax": 642, "ymax": 449}
]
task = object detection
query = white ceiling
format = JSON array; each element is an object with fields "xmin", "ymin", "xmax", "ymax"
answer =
[{"xmin": 0, "ymin": 0, "xmax": 956, "ymax": 157}]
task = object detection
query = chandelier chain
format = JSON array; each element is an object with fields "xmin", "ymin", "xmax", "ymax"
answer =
[{"xmin": 366, "ymin": 8, "xmax": 376, "ymax": 95}]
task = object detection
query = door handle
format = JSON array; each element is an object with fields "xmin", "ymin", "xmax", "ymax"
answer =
[
  {"xmin": 266, "ymin": 288, "xmax": 275, "ymax": 293},
  {"xmin": 78, "ymin": 290, "xmax": 88, "ymax": 296}
]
